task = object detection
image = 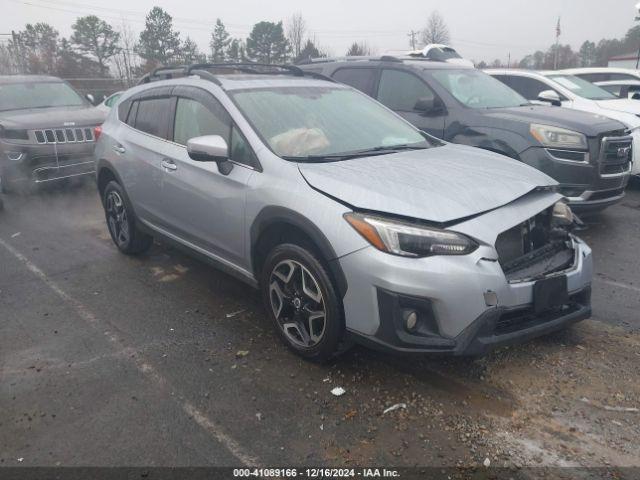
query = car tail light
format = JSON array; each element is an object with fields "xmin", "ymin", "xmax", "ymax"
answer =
[{"xmin": 94, "ymin": 125, "xmax": 102, "ymax": 141}]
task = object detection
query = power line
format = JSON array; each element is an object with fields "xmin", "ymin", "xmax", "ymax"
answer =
[{"xmin": 8, "ymin": 0, "xmax": 414, "ymax": 37}]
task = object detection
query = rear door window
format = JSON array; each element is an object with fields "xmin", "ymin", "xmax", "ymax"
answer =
[
  {"xmin": 332, "ymin": 68, "xmax": 378, "ymax": 96},
  {"xmin": 377, "ymin": 69, "xmax": 434, "ymax": 112},
  {"xmin": 134, "ymin": 97, "xmax": 172, "ymax": 139}
]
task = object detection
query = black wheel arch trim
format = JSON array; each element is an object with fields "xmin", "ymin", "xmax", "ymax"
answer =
[
  {"xmin": 96, "ymin": 159, "xmax": 143, "ymax": 227},
  {"xmin": 250, "ymin": 206, "xmax": 348, "ymax": 299}
]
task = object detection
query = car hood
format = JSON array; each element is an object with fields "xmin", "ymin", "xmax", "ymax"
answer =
[
  {"xmin": 595, "ymin": 98, "xmax": 640, "ymax": 117},
  {"xmin": 298, "ymin": 144, "xmax": 557, "ymax": 224},
  {"xmin": 0, "ymin": 105, "xmax": 107, "ymax": 129},
  {"xmin": 476, "ymin": 105, "xmax": 623, "ymax": 136}
]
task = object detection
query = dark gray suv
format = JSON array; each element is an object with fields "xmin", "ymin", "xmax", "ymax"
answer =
[
  {"xmin": 300, "ymin": 57, "xmax": 632, "ymax": 212},
  {"xmin": 0, "ymin": 75, "xmax": 106, "ymax": 193}
]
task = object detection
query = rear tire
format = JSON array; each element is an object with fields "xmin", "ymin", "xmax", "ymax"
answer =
[
  {"xmin": 261, "ymin": 243, "xmax": 347, "ymax": 362},
  {"xmin": 103, "ymin": 180, "xmax": 153, "ymax": 255}
]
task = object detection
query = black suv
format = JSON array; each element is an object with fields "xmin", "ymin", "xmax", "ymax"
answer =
[
  {"xmin": 0, "ymin": 75, "xmax": 106, "ymax": 193},
  {"xmin": 300, "ymin": 57, "xmax": 632, "ymax": 212}
]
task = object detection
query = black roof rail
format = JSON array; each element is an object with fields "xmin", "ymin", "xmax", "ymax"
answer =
[
  {"xmin": 136, "ymin": 62, "xmax": 335, "ymax": 86},
  {"xmin": 138, "ymin": 65, "xmax": 188, "ymax": 84},
  {"xmin": 185, "ymin": 62, "xmax": 305, "ymax": 77}
]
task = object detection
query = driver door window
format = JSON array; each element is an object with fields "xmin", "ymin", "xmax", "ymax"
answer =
[
  {"xmin": 377, "ymin": 69, "xmax": 435, "ymax": 112},
  {"xmin": 173, "ymin": 97, "xmax": 231, "ymax": 146}
]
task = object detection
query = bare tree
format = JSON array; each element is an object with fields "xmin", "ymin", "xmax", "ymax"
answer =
[
  {"xmin": 421, "ymin": 11, "xmax": 450, "ymax": 45},
  {"xmin": 113, "ymin": 20, "xmax": 140, "ymax": 87},
  {"xmin": 0, "ymin": 43, "xmax": 19, "ymax": 74},
  {"xmin": 286, "ymin": 13, "xmax": 306, "ymax": 59}
]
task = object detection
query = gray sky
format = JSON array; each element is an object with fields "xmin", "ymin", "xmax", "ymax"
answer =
[{"xmin": 1, "ymin": 0, "xmax": 637, "ymax": 62}]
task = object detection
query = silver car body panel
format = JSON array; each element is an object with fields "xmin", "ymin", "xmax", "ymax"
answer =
[{"xmin": 299, "ymin": 144, "xmax": 557, "ymax": 224}]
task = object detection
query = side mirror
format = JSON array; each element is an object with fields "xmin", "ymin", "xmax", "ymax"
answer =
[
  {"xmin": 537, "ymin": 90, "xmax": 562, "ymax": 107},
  {"xmin": 414, "ymin": 97, "xmax": 436, "ymax": 113},
  {"xmin": 187, "ymin": 135, "xmax": 233, "ymax": 175},
  {"xmin": 85, "ymin": 93, "xmax": 95, "ymax": 105}
]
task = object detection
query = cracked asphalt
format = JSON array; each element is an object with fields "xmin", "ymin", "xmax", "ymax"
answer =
[{"xmin": 0, "ymin": 183, "xmax": 639, "ymax": 470}]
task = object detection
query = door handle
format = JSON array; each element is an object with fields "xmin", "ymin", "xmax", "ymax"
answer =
[
  {"xmin": 112, "ymin": 145, "xmax": 126, "ymax": 154},
  {"xmin": 161, "ymin": 159, "xmax": 177, "ymax": 171}
]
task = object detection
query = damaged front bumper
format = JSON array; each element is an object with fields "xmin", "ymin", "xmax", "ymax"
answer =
[{"xmin": 338, "ymin": 191, "xmax": 593, "ymax": 356}]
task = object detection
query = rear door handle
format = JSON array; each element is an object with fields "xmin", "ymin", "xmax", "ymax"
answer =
[
  {"xmin": 161, "ymin": 159, "xmax": 177, "ymax": 171},
  {"xmin": 112, "ymin": 144, "xmax": 125, "ymax": 154}
]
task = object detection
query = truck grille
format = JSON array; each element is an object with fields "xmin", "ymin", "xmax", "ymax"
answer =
[
  {"xmin": 33, "ymin": 127, "xmax": 95, "ymax": 144},
  {"xmin": 599, "ymin": 135, "xmax": 632, "ymax": 177},
  {"xmin": 495, "ymin": 207, "xmax": 575, "ymax": 282}
]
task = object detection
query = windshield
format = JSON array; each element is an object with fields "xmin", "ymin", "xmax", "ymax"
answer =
[
  {"xmin": 0, "ymin": 82, "xmax": 86, "ymax": 112},
  {"xmin": 547, "ymin": 74, "xmax": 617, "ymax": 100},
  {"xmin": 230, "ymin": 86, "xmax": 430, "ymax": 161},
  {"xmin": 431, "ymin": 69, "xmax": 528, "ymax": 108}
]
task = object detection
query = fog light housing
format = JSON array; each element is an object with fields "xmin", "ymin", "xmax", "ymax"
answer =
[
  {"xmin": 7, "ymin": 151, "xmax": 24, "ymax": 161},
  {"xmin": 403, "ymin": 310, "xmax": 418, "ymax": 331}
]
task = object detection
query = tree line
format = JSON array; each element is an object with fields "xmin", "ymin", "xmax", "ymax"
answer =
[
  {"xmin": 0, "ymin": 7, "xmax": 332, "ymax": 84},
  {"xmin": 476, "ymin": 25, "xmax": 640, "ymax": 69}
]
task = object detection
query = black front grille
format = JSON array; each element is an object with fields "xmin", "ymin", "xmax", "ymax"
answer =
[
  {"xmin": 31, "ymin": 127, "xmax": 95, "ymax": 144},
  {"xmin": 599, "ymin": 136, "xmax": 632, "ymax": 176}
]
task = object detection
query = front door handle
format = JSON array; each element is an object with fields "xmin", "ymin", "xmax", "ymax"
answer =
[
  {"xmin": 161, "ymin": 159, "xmax": 177, "ymax": 171},
  {"xmin": 112, "ymin": 145, "xmax": 126, "ymax": 154}
]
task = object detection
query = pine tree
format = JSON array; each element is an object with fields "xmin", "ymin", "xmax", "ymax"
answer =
[
  {"xmin": 210, "ymin": 19, "xmax": 231, "ymax": 63},
  {"xmin": 246, "ymin": 21, "xmax": 290, "ymax": 64}
]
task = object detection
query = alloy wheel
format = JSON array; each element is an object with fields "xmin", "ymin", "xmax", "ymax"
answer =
[
  {"xmin": 105, "ymin": 190, "xmax": 130, "ymax": 247},
  {"xmin": 269, "ymin": 259, "xmax": 327, "ymax": 348}
]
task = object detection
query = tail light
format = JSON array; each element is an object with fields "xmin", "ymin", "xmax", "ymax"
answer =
[{"xmin": 94, "ymin": 125, "xmax": 102, "ymax": 141}]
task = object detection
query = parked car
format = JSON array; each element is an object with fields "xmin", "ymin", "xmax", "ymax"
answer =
[
  {"xmin": 487, "ymin": 69, "xmax": 640, "ymax": 178},
  {"xmin": 591, "ymin": 80, "xmax": 640, "ymax": 100},
  {"xmin": 406, "ymin": 44, "xmax": 474, "ymax": 67},
  {"xmin": 96, "ymin": 91, "xmax": 124, "ymax": 113},
  {"xmin": 0, "ymin": 75, "xmax": 107, "ymax": 193},
  {"xmin": 95, "ymin": 63, "xmax": 592, "ymax": 361},
  {"xmin": 300, "ymin": 57, "xmax": 632, "ymax": 211},
  {"xmin": 560, "ymin": 67, "xmax": 640, "ymax": 83}
]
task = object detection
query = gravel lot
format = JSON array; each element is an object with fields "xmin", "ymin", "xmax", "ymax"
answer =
[{"xmin": 1, "ymin": 183, "xmax": 639, "ymax": 469}]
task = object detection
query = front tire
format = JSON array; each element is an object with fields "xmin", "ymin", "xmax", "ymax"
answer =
[
  {"xmin": 261, "ymin": 243, "xmax": 347, "ymax": 362},
  {"xmin": 103, "ymin": 181, "xmax": 153, "ymax": 255}
]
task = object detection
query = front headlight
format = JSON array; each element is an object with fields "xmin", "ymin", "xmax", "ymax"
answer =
[
  {"xmin": 344, "ymin": 213, "xmax": 479, "ymax": 258},
  {"xmin": 530, "ymin": 124, "xmax": 587, "ymax": 150},
  {"xmin": 552, "ymin": 201, "xmax": 574, "ymax": 227}
]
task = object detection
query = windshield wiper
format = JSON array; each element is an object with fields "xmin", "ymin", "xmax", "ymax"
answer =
[{"xmin": 285, "ymin": 144, "xmax": 429, "ymax": 163}]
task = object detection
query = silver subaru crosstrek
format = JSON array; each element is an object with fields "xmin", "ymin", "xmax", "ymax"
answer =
[{"xmin": 95, "ymin": 64, "xmax": 593, "ymax": 361}]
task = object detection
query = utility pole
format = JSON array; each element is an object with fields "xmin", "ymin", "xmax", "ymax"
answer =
[
  {"xmin": 507, "ymin": 52, "xmax": 511, "ymax": 68},
  {"xmin": 407, "ymin": 30, "xmax": 419, "ymax": 51},
  {"xmin": 635, "ymin": 5, "xmax": 640, "ymax": 68},
  {"xmin": 554, "ymin": 17, "xmax": 561, "ymax": 70}
]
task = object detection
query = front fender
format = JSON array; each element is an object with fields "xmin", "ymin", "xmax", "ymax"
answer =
[{"xmin": 447, "ymin": 124, "xmax": 531, "ymax": 159}]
